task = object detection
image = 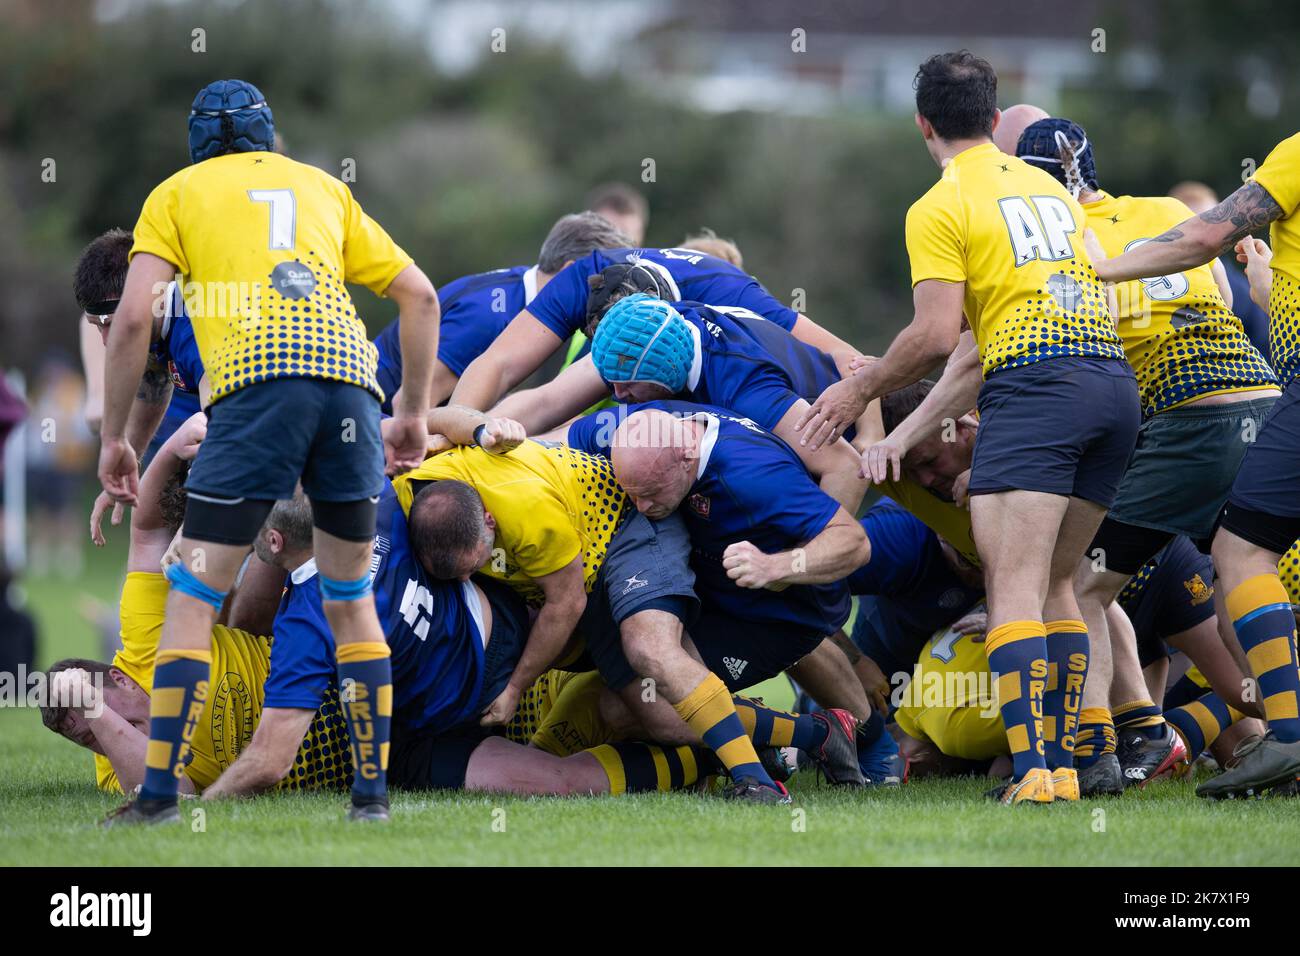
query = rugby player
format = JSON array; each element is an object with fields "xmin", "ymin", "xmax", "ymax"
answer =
[
  {"xmin": 1088, "ymin": 131, "xmax": 1300, "ymax": 798},
  {"xmin": 449, "ymin": 237, "xmax": 858, "ymax": 413},
  {"xmin": 567, "ymin": 402, "xmax": 875, "ymax": 787},
  {"xmin": 42, "ymin": 413, "xmax": 353, "ymax": 796},
  {"xmin": 802, "ymin": 52, "xmax": 1139, "ymax": 803},
  {"xmin": 97, "ymin": 79, "xmax": 439, "ymax": 824},
  {"xmin": 371, "ymin": 212, "xmax": 631, "ymax": 412},
  {"xmin": 502, "ymin": 291, "xmax": 872, "ymax": 510},
  {"xmin": 1011, "ymin": 117, "xmax": 1279, "ymax": 784},
  {"xmin": 586, "ymin": 182, "xmax": 648, "ymax": 246}
]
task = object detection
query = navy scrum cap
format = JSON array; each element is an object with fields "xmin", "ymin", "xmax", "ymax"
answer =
[
  {"xmin": 1016, "ymin": 118, "xmax": 1097, "ymax": 198},
  {"xmin": 188, "ymin": 79, "xmax": 275, "ymax": 164}
]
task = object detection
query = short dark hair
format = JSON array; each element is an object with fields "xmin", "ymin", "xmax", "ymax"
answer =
[
  {"xmin": 537, "ymin": 212, "xmax": 631, "ymax": 275},
  {"xmin": 914, "ymin": 51, "xmax": 998, "ymax": 141},
  {"xmin": 880, "ymin": 380, "xmax": 936, "ymax": 435},
  {"xmin": 408, "ymin": 480, "xmax": 487, "ymax": 579},
  {"xmin": 73, "ymin": 228, "xmax": 133, "ymax": 313},
  {"xmin": 585, "ymin": 182, "xmax": 648, "ymax": 221},
  {"xmin": 157, "ymin": 471, "xmax": 189, "ymax": 536},
  {"xmin": 39, "ymin": 658, "xmax": 115, "ymax": 733},
  {"xmin": 263, "ymin": 494, "xmax": 314, "ymax": 552}
]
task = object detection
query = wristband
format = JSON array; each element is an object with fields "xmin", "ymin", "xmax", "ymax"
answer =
[{"xmin": 473, "ymin": 423, "xmax": 487, "ymax": 446}]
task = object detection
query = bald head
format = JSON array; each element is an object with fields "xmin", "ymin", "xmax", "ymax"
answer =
[
  {"xmin": 610, "ymin": 410, "xmax": 700, "ymax": 519},
  {"xmin": 994, "ymin": 103, "xmax": 1050, "ymax": 155},
  {"xmin": 1169, "ymin": 180, "xmax": 1219, "ymax": 215}
]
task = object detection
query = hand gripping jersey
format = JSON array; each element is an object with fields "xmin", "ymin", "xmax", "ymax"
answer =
[
  {"xmin": 130, "ymin": 151, "xmax": 412, "ymax": 403},
  {"xmin": 528, "ymin": 247, "xmax": 799, "ymax": 340},
  {"xmin": 265, "ymin": 484, "xmax": 492, "ymax": 736},
  {"xmin": 390, "ymin": 441, "xmax": 629, "ymax": 604},
  {"xmin": 97, "ymin": 573, "xmax": 352, "ymax": 793},
  {"xmin": 568, "ymin": 399, "xmax": 850, "ymax": 635},
  {"xmin": 1084, "ymin": 191, "xmax": 1275, "ymax": 416},
  {"xmin": 906, "ymin": 143, "xmax": 1126, "ymax": 377},
  {"xmin": 373, "ymin": 264, "xmax": 541, "ymax": 407},
  {"xmin": 1249, "ymin": 133, "xmax": 1300, "ymax": 384}
]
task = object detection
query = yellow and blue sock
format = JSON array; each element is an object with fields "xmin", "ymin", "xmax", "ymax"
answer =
[
  {"xmin": 139, "ymin": 649, "xmax": 211, "ymax": 803},
  {"xmin": 1113, "ymin": 697, "xmax": 1166, "ymax": 742},
  {"xmin": 336, "ymin": 641, "xmax": 392, "ymax": 805},
  {"xmin": 1074, "ymin": 706, "xmax": 1117, "ymax": 768},
  {"xmin": 673, "ymin": 673, "xmax": 774, "ymax": 787},
  {"xmin": 1166, "ymin": 692, "xmax": 1244, "ymax": 757},
  {"xmin": 589, "ymin": 742, "xmax": 720, "ymax": 794},
  {"xmin": 732, "ymin": 696, "xmax": 829, "ymax": 750},
  {"xmin": 1043, "ymin": 620, "xmax": 1088, "ymax": 770},
  {"xmin": 986, "ymin": 620, "xmax": 1049, "ymax": 780},
  {"xmin": 1226, "ymin": 574, "xmax": 1300, "ymax": 743}
]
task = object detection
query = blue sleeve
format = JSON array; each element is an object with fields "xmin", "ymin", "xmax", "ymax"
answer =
[
  {"xmin": 727, "ymin": 277, "xmax": 799, "ymax": 331},
  {"xmin": 847, "ymin": 504, "xmax": 934, "ymax": 596},
  {"xmin": 566, "ymin": 407, "xmax": 625, "ymax": 458},
  {"xmin": 437, "ymin": 301, "xmax": 511, "ymax": 378},
  {"xmin": 525, "ymin": 255, "xmax": 595, "ymax": 339},
  {"xmin": 167, "ymin": 314, "xmax": 205, "ymax": 397},
  {"xmin": 700, "ymin": 348, "xmax": 800, "ymax": 431},
  {"xmin": 263, "ymin": 583, "xmax": 336, "ymax": 711}
]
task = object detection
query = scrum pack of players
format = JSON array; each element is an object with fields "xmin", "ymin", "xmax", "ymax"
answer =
[{"xmin": 39, "ymin": 49, "xmax": 1300, "ymax": 820}]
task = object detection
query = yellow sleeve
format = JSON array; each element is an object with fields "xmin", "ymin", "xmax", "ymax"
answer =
[
  {"xmin": 341, "ymin": 182, "xmax": 414, "ymax": 296},
  {"xmin": 1277, "ymin": 539, "xmax": 1300, "ymax": 606},
  {"xmin": 114, "ymin": 572, "xmax": 171, "ymax": 693},
  {"xmin": 906, "ymin": 187, "xmax": 967, "ymax": 287},
  {"xmin": 877, "ymin": 478, "xmax": 980, "ymax": 568},
  {"xmin": 130, "ymin": 173, "xmax": 188, "ymax": 273},
  {"xmin": 95, "ymin": 754, "xmax": 123, "ymax": 794},
  {"xmin": 1251, "ymin": 134, "xmax": 1300, "ymax": 217}
]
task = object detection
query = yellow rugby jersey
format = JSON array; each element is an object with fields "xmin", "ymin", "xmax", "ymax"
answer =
[
  {"xmin": 392, "ymin": 441, "xmax": 630, "ymax": 604},
  {"xmin": 1250, "ymin": 133, "xmax": 1300, "ymax": 384},
  {"xmin": 130, "ymin": 151, "xmax": 412, "ymax": 403},
  {"xmin": 894, "ymin": 620, "xmax": 1007, "ymax": 761},
  {"xmin": 877, "ymin": 477, "xmax": 979, "ymax": 567},
  {"xmin": 1084, "ymin": 192, "xmax": 1275, "ymax": 416},
  {"xmin": 906, "ymin": 143, "xmax": 1126, "ymax": 377},
  {"xmin": 1279, "ymin": 539, "xmax": 1300, "ymax": 606},
  {"xmin": 95, "ymin": 573, "xmax": 351, "ymax": 794}
]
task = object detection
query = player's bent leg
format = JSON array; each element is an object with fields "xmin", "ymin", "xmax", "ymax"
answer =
[
  {"xmin": 786, "ymin": 637, "xmax": 872, "ymax": 722},
  {"xmin": 464, "ymin": 737, "xmax": 610, "ymax": 796}
]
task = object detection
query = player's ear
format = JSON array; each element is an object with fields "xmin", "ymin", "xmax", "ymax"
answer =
[
  {"xmin": 109, "ymin": 666, "xmax": 130, "ymax": 689},
  {"xmin": 482, "ymin": 510, "xmax": 496, "ymax": 533},
  {"xmin": 914, "ymin": 113, "xmax": 930, "ymax": 139},
  {"xmin": 990, "ymin": 108, "xmax": 1001, "ymax": 134}
]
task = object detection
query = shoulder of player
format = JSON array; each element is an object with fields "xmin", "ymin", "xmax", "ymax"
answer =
[{"xmin": 437, "ymin": 266, "xmax": 527, "ymax": 307}]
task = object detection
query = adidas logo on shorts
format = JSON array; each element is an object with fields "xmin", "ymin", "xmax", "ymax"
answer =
[{"xmin": 722, "ymin": 657, "xmax": 748, "ymax": 682}]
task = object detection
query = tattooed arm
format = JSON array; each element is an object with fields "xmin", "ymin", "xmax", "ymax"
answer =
[
  {"xmin": 1092, "ymin": 182, "xmax": 1284, "ymax": 283},
  {"xmin": 123, "ymin": 356, "xmax": 174, "ymax": 460}
]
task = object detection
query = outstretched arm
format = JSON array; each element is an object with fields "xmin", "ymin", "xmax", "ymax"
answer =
[
  {"xmin": 204, "ymin": 708, "xmax": 316, "ymax": 798},
  {"xmin": 1092, "ymin": 181, "xmax": 1284, "ymax": 283},
  {"xmin": 128, "ymin": 411, "xmax": 206, "ymax": 573},
  {"xmin": 489, "ymin": 355, "xmax": 609, "ymax": 435},
  {"xmin": 382, "ymin": 264, "xmax": 440, "ymax": 475},
  {"xmin": 451, "ymin": 311, "xmax": 565, "ymax": 411}
]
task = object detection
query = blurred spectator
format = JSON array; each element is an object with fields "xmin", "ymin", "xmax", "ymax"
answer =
[
  {"xmin": 585, "ymin": 182, "xmax": 649, "ymax": 245},
  {"xmin": 1169, "ymin": 180, "xmax": 1272, "ymax": 366},
  {"xmin": 0, "ymin": 565, "xmax": 37, "ymax": 677},
  {"xmin": 680, "ymin": 228, "xmax": 744, "ymax": 268},
  {"xmin": 24, "ymin": 354, "xmax": 94, "ymax": 577},
  {"xmin": 0, "ymin": 374, "xmax": 25, "ymax": 469}
]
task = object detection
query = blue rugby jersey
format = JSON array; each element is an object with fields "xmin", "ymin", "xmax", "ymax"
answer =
[
  {"xmin": 528, "ymin": 248, "xmax": 799, "ymax": 340},
  {"xmin": 848, "ymin": 499, "xmax": 984, "ymax": 641},
  {"xmin": 373, "ymin": 264, "xmax": 540, "ymax": 411},
  {"xmin": 568, "ymin": 399, "xmax": 849, "ymax": 634},
  {"xmin": 263, "ymin": 484, "xmax": 490, "ymax": 735}
]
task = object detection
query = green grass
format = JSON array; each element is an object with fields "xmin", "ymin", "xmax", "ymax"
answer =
[{"xmin": 6, "ymin": 527, "xmax": 1300, "ymax": 866}]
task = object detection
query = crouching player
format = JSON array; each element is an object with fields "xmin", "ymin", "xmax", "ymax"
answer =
[
  {"xmin": 42, "ymin": 413, "xmax": 353, "ymax": 796},
  {"xmin": 97, "ymin": 80, "xmax": 440, "ymax": 824}
]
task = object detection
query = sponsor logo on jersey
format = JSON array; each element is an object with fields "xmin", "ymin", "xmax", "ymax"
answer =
[
  {"xmin": 689, "ymin": 493, "xmax": 711, "ymax": 518},
  {"xmin": 1183, "ymin": 573, "xmax": 1213, "ymax": 606}
]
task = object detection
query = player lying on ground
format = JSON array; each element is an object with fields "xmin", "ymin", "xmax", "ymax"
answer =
[
  {"xmin": 41, "ymin": 413, "xmax": 355, "ymax": 796},
  {"xmin": 386, "ymin": 412, "xmax": 867, "ymax": 801},
  {"xmin": 1087, "ymin": 129, "xmax": 1300, "ymax": 798}
]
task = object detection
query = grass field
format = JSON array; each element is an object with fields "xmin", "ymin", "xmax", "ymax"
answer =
[{"xmin": 5, "ymin": 521, "xmax": 1300, "ymax": 867}]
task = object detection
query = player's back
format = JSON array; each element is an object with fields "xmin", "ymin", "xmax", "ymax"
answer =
[
  {"xmin": 1084, "ymin": 192, "xmax": 1275, "ymax": 416},
  {"xmin": 907, "ymin": 143, "xmax": 1125, "ymax": 377},
  {"xmin": 133, "ymin": 151, "xmax": 410, "ymax": 403}
]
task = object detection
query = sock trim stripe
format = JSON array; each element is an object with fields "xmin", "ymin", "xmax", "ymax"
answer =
[
  {"xmin": 336, "ymin": 641, "xmax": 391, "ymax": 664},
  {"xmin": 1234, "ymin": 602, "xmax": 1294, "ymax": 628},
  {"xmin": 1044, "ymin": 619, "xmax": 1088, "ymax": 634}
]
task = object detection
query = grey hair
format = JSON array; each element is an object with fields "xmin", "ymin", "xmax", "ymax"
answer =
[{"xmin": 537, "ymin": 212, "xmax": 632, "ymax": 274}]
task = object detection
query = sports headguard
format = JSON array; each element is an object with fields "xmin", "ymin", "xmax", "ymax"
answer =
[
  {"xmin": 1016, "ymin": 118, "xmax": 1098, "ymax": 199},
  {"xmin": 188, "ymin": 79, "xmax": 275, "ymax": 165},
  {"xmin": 584, "ymin": 260, "xmax": 669, "ymax": 336},
  {"xmin": 591, "ymin": 293, "xmax": 694, "ymax": 393}
]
